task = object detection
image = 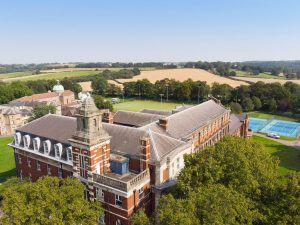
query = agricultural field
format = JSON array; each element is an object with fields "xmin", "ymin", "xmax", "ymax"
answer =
[
  {"xmin": 232, "ymin": 76, "xmax": 300, "ymax": 85},
  {"xmin": 234, "ymin": 70, "xmax": 285, "ymax": 79},
  {"xmin": 116, "ymin": 68, "xmax": 248, "ymax": 87},
  {"xmin": 252, "ymin": 135, "xmax": 300, "ymax": 175},
  {"xmin": 0, "ymin": 70, "xmax": 101, "ymax": 82},
  {"xmin": 0, "ymin": 136, "xmax": 15, "ymax": 188},
  {"xmin": 113, "ymin": 99, "xmax": 190, "ymax": 112}
]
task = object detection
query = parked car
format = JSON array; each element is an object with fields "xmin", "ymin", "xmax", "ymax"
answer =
[
  {"xmin": 111, "ymin": 98, "xmax": 120, "ymax": 103},
  {"xmin": 267, "ymin": 133, "xmax": 280, "ymax": 139}
]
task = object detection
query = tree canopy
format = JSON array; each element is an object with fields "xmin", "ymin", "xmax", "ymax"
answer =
[
  {"xmin": 0, "ymin": 176, "xmax": 103, "ymax": 225},
  {"xmin": 29, "ymin": 103, "xmax": 57, "ymax": 121},
  {"xmin": 157, "ymin": 136, "xmax": 300, "ymax": 225}
]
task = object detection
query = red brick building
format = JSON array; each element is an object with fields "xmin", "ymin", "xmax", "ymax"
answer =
[{"xmin": 10, "ymin": 97, "xmax": 247, "ymax": 225}]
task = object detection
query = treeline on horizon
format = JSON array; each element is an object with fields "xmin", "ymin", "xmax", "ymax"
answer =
[{"xmin": 2, "ymin": 61, "xmax": 300, "ymax": 79}]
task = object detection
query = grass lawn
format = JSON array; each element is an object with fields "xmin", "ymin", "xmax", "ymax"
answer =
[
  {"xmin": 249, "ymin": 111, "xmax": 299, "ymax": 122},
  {"xmin": 252, "ymin": 135, "xmax": 300, "ymax": 175},
  {"xmin": 113, "ymin": 100, "xmax": 191, "ymax": 112},
  {"xmin": 0, "ymin": 136, "xmax": 15, "ymax": 187}
]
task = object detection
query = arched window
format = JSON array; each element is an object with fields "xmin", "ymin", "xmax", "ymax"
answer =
[
  {"xmin": 94, "ymin": 118, "xmax": 97, "ymax": 127},
  {"xmin": 116, "ymin": 219, "xmax": 122, "ymax": 225}
]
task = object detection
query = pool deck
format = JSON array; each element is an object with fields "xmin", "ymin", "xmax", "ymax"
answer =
[{"xmin": 255, "ymin": 133, "xmax": 300, "ymax": 149}]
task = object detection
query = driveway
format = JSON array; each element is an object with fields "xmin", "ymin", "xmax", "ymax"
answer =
[{"xmin": 254, "ymin": 133, "xmax": 300, "ymax": 149}]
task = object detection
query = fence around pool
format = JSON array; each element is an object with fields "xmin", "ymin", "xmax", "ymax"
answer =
[{"xmin": 249, "ymin": 118, "xmax": 300, "ymax": 138}]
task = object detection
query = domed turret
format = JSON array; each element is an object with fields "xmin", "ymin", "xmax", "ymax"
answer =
[{"xmin": 53, "ymin": 80, "xmax": 64, "ymax": 93}]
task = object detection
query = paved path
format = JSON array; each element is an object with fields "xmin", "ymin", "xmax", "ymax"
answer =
[{"xmin": 254, "ymin": 133, "xmax": 300, "ymax": 149}]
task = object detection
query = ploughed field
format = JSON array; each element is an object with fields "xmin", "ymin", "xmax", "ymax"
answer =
[{"xmin": 116, "ymin": 68, "xmax": 247, "ymax": 87}]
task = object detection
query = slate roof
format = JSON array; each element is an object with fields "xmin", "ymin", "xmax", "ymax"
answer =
[
  {"xmin": 17, "ymin": 114, "xmax": 77, "ymax": 144},
  {"xmin": 16, "ymin": 90, "xmax": 73, "ymax": 102},
  {"xmin": 113, "ymin": 110, "xmax": 163, "ymax": 127},
  {"xmin": 103, "ymin": 123, "xmax": 185, "ymax": 162},
  {"xmin": 139, "ymin": 109, "xmax": 172, "ymax": 116},
  {"xmin": 229, "ymin": 113, "xmax": 247, "ymax": 134},
  {"xmin": 16, "ymin": 114, "xmax": 185, "ymax": 162},
  {"xmin": 141, "ymin": 100, "xmax": 229, "ymax": 140}
]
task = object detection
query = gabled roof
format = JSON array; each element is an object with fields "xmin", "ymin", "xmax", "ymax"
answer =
[
  {"xmin": 103, "ymin": 123, "xmax": 185, "ymax": 162},
  {"xmin": 140, "ymin": 100, "xmax": 229, "ymax": 139},
  {"xmin": 229, "ymin": 113, "xmax": 247, "ymax": 134},
  {"xmin": 139, "ymin": 109, "xmax": 172, "ymax": 116},
  {"xmin": 113, "ymin": 110, "xmax": 163, "ymax": 127}
]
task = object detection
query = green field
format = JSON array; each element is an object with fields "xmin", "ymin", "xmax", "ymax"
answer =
[
  {"xmin": 252, "ymin": 135, "xmax": 300, "ymax": 175},
  {"xmin": 113, "ymin": 100, "xmax": 190, "ymax": 112},
  {"xmin": 234, "ymin": 70, "xmax": 285, "ymax": 79},
  {"xmin": 0, "ymin": 136, "xmax": 15, "ymax": 187},
  {"xmin": 0, "ymin": 67, "xmax": 156, "ymax": 82},
  {"xmin": 249, "ymin": 111, "xmax": 299, "ymax": 122}
]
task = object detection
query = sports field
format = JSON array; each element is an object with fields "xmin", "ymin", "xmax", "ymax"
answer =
[
  {"xmin": 252, "ymin": 135, "xmax": 300, "ymax": 175},
  {"xmin": 113, "ymin": 100, "xmax": 189, "ymax": 112},
  {"xmin": 0, "ymin": 136, "xmax": 15, "ymax": 187}
]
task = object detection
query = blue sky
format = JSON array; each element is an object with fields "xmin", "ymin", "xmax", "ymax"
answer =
[{"xmin": 1, "ymin": 0, "xmax": 300, "ymax": 63}]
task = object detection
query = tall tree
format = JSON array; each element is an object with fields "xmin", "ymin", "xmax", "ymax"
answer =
[
  {"xmin": 29, "ymin": 103, "xmax": 56, "ymax": 121},
  {"xmin": 0, "ymin": 177, "xmax": 103, "ymax": 225},
  {"xmin": 91, "ymin": 77, "xmax": 108, "ymax": 95}
]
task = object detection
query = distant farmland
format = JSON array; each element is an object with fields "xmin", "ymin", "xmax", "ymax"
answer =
[
  {"xmin": 231, "ymin": 76, "xmax": 300, "ymax": 85},
  {"xmin": 116, "ymin": 68, "xmax": 247, "ymax": 87}
]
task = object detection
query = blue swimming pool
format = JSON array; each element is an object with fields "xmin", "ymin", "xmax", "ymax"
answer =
[{"xmin": 249, "ymin": 117, "xmax": 300, "ymax": 138}]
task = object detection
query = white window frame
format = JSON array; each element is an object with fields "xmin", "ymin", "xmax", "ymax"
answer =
[
  {"xmin": 139, "ymin": 187, "xmax": 144, "ymax": 200},
  {"xmin": 58, "ymin": 167, "xmax": 62, "ymax": 178},
  {"xmin": 79, "ymin": 155, "xmax": 87, "ymax": 169},
  {"xmin": 14, "ymin": 132, "xmax": 21, "ymax": 146},
  {"xmin": 66, "ymin": 146, "xmax": 72, "ymax": 161},
  {"xmin": 27, "ymin": 158, "xmax": 31, "ymax": 168},
  {"xmin": 23, "ymin": 135, "xmax": 30, "ymax": 149},
  {"xmin": 43, "ymin": 140, "xmax": 51, "ymax": 154},
  {"xmin": 18, "ymin": 155, "xmax": 22, "ymax": 164},
  {"xmin": 33, "ymin": 137, "xmax": 40, "ymax": 151},
  {"xmin": 116, "ymin": 219, "xmax": 122, "ymax": 225},
  {"xmin": 47, "ymin": 164, "xmax": 51, "ymax": 175},
  {"xmin": 54, "ymin": 143, "xmax": 62, "ymax": 158},
  {"xmin": 96, "ymin": 187, "xmax": 104, "ymax": 200},
  {"xmin": 115, "ymin": 194, "xmax": 122, "ymax": 207},
  {"xmin": 36, "ymin": 160, "xmax": 41, "ymax": 171}
]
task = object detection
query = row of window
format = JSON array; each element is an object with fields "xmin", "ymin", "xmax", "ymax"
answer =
[
  {"xmin": 15, "ymin": 132, "xmax": 72, "ymax": 161},
  {"xmin": 19, "ymin": 162, "xmax": 63, "ymax": 179},
  {"xmin": 95, "ymin": 186, "xmax": 144, "ymax": 208}
]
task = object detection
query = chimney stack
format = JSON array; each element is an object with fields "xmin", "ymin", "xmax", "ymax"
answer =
[
  {"xmin": 140, "ymin": 138, "xmax": 150, "ymax": 171},
  {"xmin": 102, "ymin": 112, "xmax": 113, "ymax": 124},
  {"xmin": 158, "ymin": 118, "xmax": 168, "ymax": 131}
]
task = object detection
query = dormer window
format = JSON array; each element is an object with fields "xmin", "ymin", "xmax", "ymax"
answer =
[
  {"xmin": 43, "ymin": 140, "xmax": 51, "ymax": 154},
  {"xmin": 33, "ymin": 137, "xmax": 40, "ymax": 151},
  {"xmin": 14, "ymin": 132, "xmax": 21, "ymax": 146},
  {"xmin": 66, "ymin": 147, "xmax": 72, "ymax": 161},
  {"xmin": 54, "ymin": 143, "xmax": 62, "ymax": 158},
  {"xmin": 23, "ymin": 135, "xmax": 30, "ymax": 149}
]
